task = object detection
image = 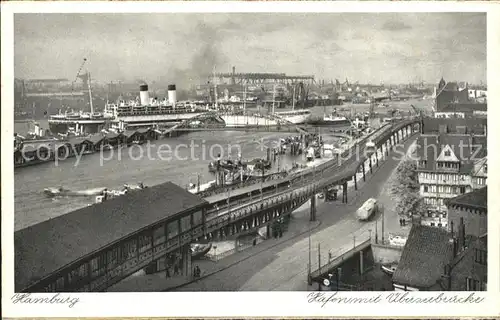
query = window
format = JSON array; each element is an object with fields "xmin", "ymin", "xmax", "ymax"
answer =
[
  {"xmin": 431, "ymin": 222, "xmax": 435, "ymax": 227},
  {"xmin": 180, "ymin": 215, "xmax": 191, "ymax": 233},
  {"xmin": 153, "ymin": 225, "xmax": 165, "ymax": 246},
  {"xmin": 466, "ymin": 277, "xmax": 480, "ymax": 291},
  {"xmin": 475, "ymin": 249, "xmax": 487, "ymax": 265},
  {"xmin": 138, "ymin": 232, "xmax": 152, "ymax": 252},
  {"xmin": 56, "ymin": 277, "xmax": 65, "ymax": 291},
  {"xmin": 424, "ymin": 185, "xmax": 429, "ymax": 192},
  {"xmin": 460, "ymin": 186, "xmax": 466, "ymax": 194},
  {"xmin": 438, "ymin": 223, "xmax": 442, "ymax": 228},
  {"xmin": 167, "ymin": 221, "xmax": 179, "ymax": 239},
  {"xmin": 192, "ymin": 210, "xmax": 202, "ymax": 225}
]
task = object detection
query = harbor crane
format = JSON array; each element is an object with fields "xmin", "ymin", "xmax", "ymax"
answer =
[{"xmin": 72, "ymin": 58, "xmax": 88, "ymax": 92}]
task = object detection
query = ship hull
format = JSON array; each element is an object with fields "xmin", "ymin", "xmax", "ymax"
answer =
[
  {"xmin": 220, "ymin": 114, "xmax": 279, "ymax": 127},
  {"xmin": 280, "ymin": 114, "xmax": 311, "ymax": 124},
  {"xmin": 48, "ymin": 112, "xmax": 206, "ymax": 134},
  {"xmin": 49, "ymin": 121, "xmax": 107, "ymax": 135}
]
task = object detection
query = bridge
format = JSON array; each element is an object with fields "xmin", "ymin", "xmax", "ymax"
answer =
[
  {"xmin": 161, "ymin": 112, "xmax": 310, "ymax": 136},
  {"xmin": 15, "ymin": 118, "xmax": 420, "ymax": 292}
]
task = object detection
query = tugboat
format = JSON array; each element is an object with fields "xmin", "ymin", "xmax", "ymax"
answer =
[
  {"xmin": 245, "ymin": 158, "xmax": 271, "ymax": 171},
  {"xmin": 208, "ymin": 154, "xmax": 246, "ymax": 173}
]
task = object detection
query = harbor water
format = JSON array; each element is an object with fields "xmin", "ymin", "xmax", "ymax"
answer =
[
  {"xmin": 14, "ymin": 100, "xmax": 429, "ymax": 231},
  {"xmin": 14, "ymin": 129, "xmax": 340, "ymax": 231}
]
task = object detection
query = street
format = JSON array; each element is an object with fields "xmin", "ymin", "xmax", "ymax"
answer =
[{"xmin": 175, "ymin": 135, "xmax": 418, "ymax": 291}]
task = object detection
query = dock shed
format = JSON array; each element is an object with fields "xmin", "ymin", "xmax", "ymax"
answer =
[{"xmin": 15, "ymin": 181, "xmax": 209, "ymax": 292}]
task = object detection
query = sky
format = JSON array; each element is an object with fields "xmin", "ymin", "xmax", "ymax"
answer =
[{"xmin": 14, "ymin": 13, "xmax": 487, "ymax": 87}]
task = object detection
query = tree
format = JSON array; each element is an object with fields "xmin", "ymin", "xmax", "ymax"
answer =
[{"xmin": 391, "ymin": 159, "xmax": 428, "ymax": 217}]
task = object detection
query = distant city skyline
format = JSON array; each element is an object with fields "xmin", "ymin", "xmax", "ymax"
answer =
[{"xmin": 15, "ymin": 13, "xmax": 486, "ymax": 87}]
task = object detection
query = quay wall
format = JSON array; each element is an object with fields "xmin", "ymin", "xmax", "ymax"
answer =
[{"xmin": 371, "ymin": 242, "xmax": 403, "ymax": 264}]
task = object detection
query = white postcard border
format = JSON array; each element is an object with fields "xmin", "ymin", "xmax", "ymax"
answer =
[{"xmin": 2, "ymin": 1, "xmax": 500, "ymax": 317}]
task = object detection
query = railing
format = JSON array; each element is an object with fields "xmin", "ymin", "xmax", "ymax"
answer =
[
  {"xmin": 203, "ymin": 119, "xmax": 417, "ymax": 210},
  {"xmin": 201, "ymin": 119, "xmax": 419, "ymax": 234},
  {"xmin": 310, "ymin": 238, "xmax": 371, "ymax": 280}
]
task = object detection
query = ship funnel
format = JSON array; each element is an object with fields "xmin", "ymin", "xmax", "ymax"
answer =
[
  {"xmin": 168, "ymin": 84, "xmax": 177, "ymax": 108},
  {"xmin": 139, "ymin": 84, "xmax": 150, "ymax": 106}
]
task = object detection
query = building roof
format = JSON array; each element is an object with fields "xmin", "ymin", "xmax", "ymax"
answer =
[
  {"xmin": 416, "ymin": 134, "xmax": 487, "ymax": 173},
  {"xmin": 88, "ymin": 134, "xmax": 106, "ymax": 144},
  {"xmin": 67, "ymin": 137, "xmax": 89, "ymax": 145},
  {"xmin": 393, "ymin": 225, "xmax": 453, "ymax": 289},
  {"xmin": 436, "ymin": 90, "xmax": 470, "ymax": 111},
  {"xmin": 136, "ymin": 128, "xmax": 152, "ymax": 134},
  {"xmin": 105, "ymin": 132, "xmax": 123, "ymax": 140},
  {"xmin": 15, "ymin": 181, "xmax": 207, "ymax": 291},
  {"xmin": 20, "ymin": 140, "xmax": 58, "ymax": 153},
  {"xmin": 439, "ymin": 103, "xmax": 487, "ymax": 113},
  {"xmin": 421, "ymin": 117, "xmax": 486, "ymax": 135},
  {"xmin": 447, "ymin": 186, "xmax": 487, "ymax": 211},
  {"xmin": 122, "ymin": 130, "xmax": 139, "ymax": 138}
]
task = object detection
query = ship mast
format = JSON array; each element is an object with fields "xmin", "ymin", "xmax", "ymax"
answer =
[
  {"xmin": 87, "ymin": 72, "xmax": 94, "ymax": 115},
  {"xmin": 213, "ymin": 66, "xmax": 218, "ymax": 110},
  {"xmin": 272, "ymin": 84, "xmax": 276, "ymax": 114},
  {"xmin": 243, "ymin": 82, "xmax": 247, "ymax": 113}
]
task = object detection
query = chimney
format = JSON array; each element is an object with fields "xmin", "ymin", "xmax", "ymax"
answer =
[
  {"xmin": 469, "ymin": 135, "xmax": 473, "ymax": 157},
  {"xmin": 442, "ymin": 264, "xmax": 452, "ymax": 291},
  {"xmin": 452, "ymin": 238, "xmax": 458, "ymax": 257},
  {"xmin": 167, "ymin": 84, "xmax": 177, "ymax": 109},
  {"xmin": 458, "ymin": 217, "xmax": 466, "ymax": 251},
  {"xmin": 139, "ymin": 84, "xmax": 150, "ymax": 106}
]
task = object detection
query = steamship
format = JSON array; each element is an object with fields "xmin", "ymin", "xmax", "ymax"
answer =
[{"xmin": 48, "ymin": 84, "xmax": 207, "ymax": 134}]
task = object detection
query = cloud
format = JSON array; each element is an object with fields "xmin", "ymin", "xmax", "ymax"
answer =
[{"xmin": 14, "ymin": 13, "xmax": 486, "ymax": 85}]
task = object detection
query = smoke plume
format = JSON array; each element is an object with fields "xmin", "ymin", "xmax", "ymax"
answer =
[{"xmin": 166, "ymin": 22, "xmax": 229, "ymax": 90}]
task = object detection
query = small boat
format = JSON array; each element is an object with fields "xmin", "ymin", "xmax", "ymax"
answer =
[
  {"xmin": 191, "ymin": 243, "xmax": 212, "ymax": 260},
  {"xmin": 188, "ymin": 180, "xmax": 217, "ymax": 194},
  {"xmin": 95, "ymin": 183, "xmax": 146, "ymax": 203},
  {"xmin": 245, "ymin": 158, "xmax": 271, "ymax": 171},
  {"xmin": 208, "ymin": 159, "xmax": 243, "ymax": 173},
  {"xmin": 381, "ymin": 263, "xmax": 398, "ymax": 276},
  {"xmin": 44, "ymin": 187, "xmax": 106, "ymax": 198}
]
